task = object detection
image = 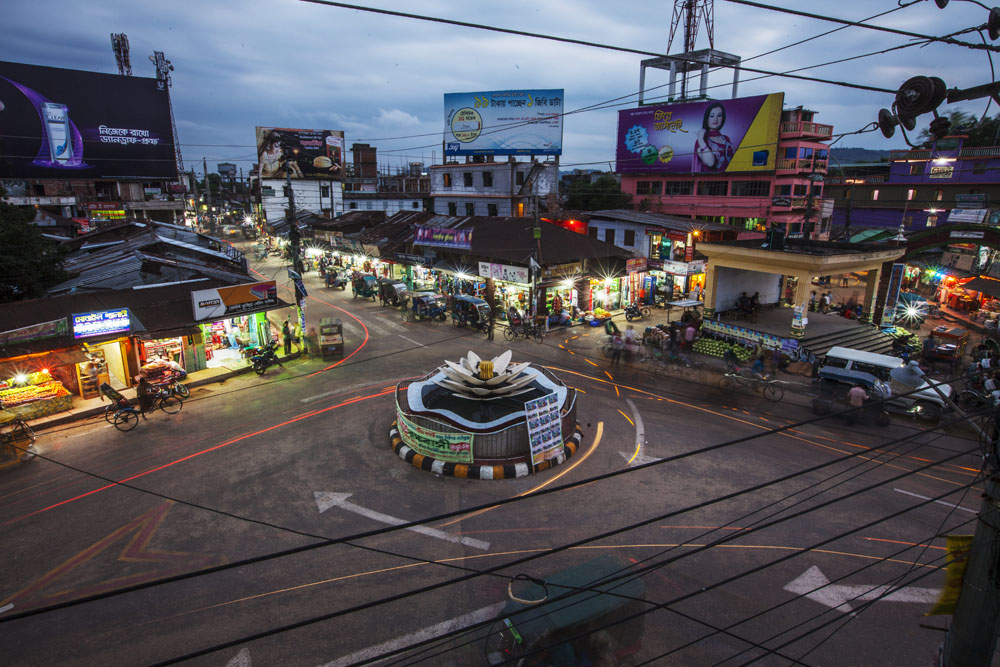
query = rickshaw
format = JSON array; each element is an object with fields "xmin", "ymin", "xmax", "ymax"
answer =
[
  {"xmin": 378, "ymin": 278, "xmax": 409, "ymax": 307},
  {"xmin": 484, "ymin": 554, "xmax": 647, "ymax": 666},
  {"xmin": 409, "ymin": 293, "xmax": 448, "ymax": 324},
  {"xmin": 351, "ymin": 274, "xmax": 378, "ymax": 301},
  {"xmin": 452, "ymin": 295, "xmax": 491, "ymax": 329},
  {"xmin": 325, "ymin": 268, "xmax": 347, "ymax": 290}
]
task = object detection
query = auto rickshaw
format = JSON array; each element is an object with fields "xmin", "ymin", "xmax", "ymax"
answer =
[
  {"xmin": 452, "ymin": 295, "xmax": 490, "ymax": 328},
  {"xmin": 378, "ymin": 278, "xmax": 409, "ymax": 307},
  {"xmin": 325, "ymin": 268, "xmax": 347, "ymax": 290},
  {"xmin": 409, "ymin": 293, "xmax": 448, "ymax": 323},
  {"xmin": 351, "ymin": 274, "xmax": 378, "ymax": 301},
  {"xmin": 484, "ymin": 554, "xmax": 647, "ymax": 666}
]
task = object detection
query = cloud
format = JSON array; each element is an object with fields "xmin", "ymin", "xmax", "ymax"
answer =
[{"xmin": 374, "ymin": 108, "xmax": 422, "ymax": 127}]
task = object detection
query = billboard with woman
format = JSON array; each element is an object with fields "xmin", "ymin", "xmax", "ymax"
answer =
[{"xmin": 615, "ymin": 93, "xmax": 784, "ymax": 174}]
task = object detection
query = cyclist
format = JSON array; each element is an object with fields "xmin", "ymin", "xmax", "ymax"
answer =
[{"xmin": 136, "ymin": 376, "xmax": 157, "ymax": 414}]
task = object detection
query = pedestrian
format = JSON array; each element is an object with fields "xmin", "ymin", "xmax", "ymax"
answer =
[
  {"xmin": 922, "ymin": 333, "xmax": 937, "ymax": 359},
  {"xmin": 486, "ymin": 308, "xmax": 495, "ymax": 341},
  {"xmin": 282, "ymin": 318, "xmax": 292, "ymax": 355},
  {"xmin": 841, "ymin": 273, "xmax": 850, "ymax": 287},
  {"xmin": 809, "ymin": 291, "xmax": 817, "ymax": 312},
  {"xmin": 820, "ymin": 292, "xmax": 831, "ymax": 314},
  {"xmin": 610, "ymin": 332, "xmax": 624, "ymax": 366},
  {"xmin": 292, "ymin": 320, "xmax": 303, "ymax": 352},
  {"xmin": 846, "ymin": 383, "xmax": 869, "ymax": 425},
  {"xmin": 684, "ymin": 322, "xmax": 696, "ymax": 351}
]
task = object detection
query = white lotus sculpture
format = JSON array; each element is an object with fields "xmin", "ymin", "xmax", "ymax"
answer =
[{"xmin": 436, "ymin": 350, "xmax": 536, "ymax": 400}]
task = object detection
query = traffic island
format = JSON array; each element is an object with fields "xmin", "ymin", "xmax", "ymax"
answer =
[{"xmin": 389, "ymin": 350, "xmax": 581, "ymax": 479}]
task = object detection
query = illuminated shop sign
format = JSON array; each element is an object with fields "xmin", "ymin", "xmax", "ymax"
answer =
[{"xmin": 72, "ymin": 308, "xmax": 130, "ymax": 339}]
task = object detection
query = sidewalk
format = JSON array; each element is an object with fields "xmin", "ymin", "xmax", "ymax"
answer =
[{"xmin": 25, "ymin": 350, "xmax": 303, "ymax": 432}]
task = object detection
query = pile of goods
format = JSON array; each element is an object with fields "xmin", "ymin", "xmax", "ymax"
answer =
[
  {"xmin": 0, "ymin": 372, "xmax": 71, "ymax": 408},
  {"xmin": 692, "ymin": 336, "xmax": 754, "ymax": 362},
  {"xmin": 585, "ymin": 308, "xmax": 613, "ymax": 326},
  {"xmin": 886, "ymin": 326, "xmax": 920, "ymax": 350}
]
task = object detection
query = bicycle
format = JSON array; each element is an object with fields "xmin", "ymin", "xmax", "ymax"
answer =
[
  {"xmin": 718, "ymin": 366, "xmax": 784, "ymax": 402},
  {"xmin": 0, "ymin": 411, "xmax": 37, "ymax": 464},
  {"xmin": 503, "ymin": 323, "xmax": 544, "ymax": 343},
  {"xmin": 644, "ymin": 345, "xmax": 703, "ymax": 380},
  {"xmin": 111, "ymin": 387, "xmax": 183, "ymax": 431}
]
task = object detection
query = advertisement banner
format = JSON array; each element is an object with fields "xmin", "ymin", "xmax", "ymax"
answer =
[
  {"xmin": 478, "ymin": 261, "xmax": 529, "ymax": 284},
  {"xmin": 616, "ymin": 93, "xmax": 784, "ymax": 174},
  {"xmin": 72, "ymin": 309, "xmax": 130, "ymax": 339},
  {"xmin": 256, "ymin": 127, "xmax": 345, "ymax": 181},
  {"xmin": 0, "ymin": 61, "xmax": 176, "ymax": 180},
  {"xmin": 191, "ymin": 281, "xmax": 278, "ymax": 321},
  {"xmin": 626, "ymin": 258, "xmax": 647, "ymax": 273},
  {"xmin": 414, "ymin": 225, "xmax": 473, "ymax": 249},
  {"xmin": 397, "ymin": 413, "xmax": 474, "ymax": 463},
  {"xmin": 524, "ymin": 393, "xmax": 564, "ymax": 467},
  {"xmin": 0, "ymin": 318, "xmax": 69, "ymax": 345},
  {"xmin": 444, "ymin": 89, "xmax": 564, "ymax": 156}
]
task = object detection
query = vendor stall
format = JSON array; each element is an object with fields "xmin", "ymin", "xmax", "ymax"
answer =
[{"xmin": 0, "ymin": 370, "xmax": 73, "ymax": 419}]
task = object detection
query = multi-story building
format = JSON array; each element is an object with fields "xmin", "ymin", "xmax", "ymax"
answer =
[
  {"xmin": 825, "ymin": 134, "xmax": 1000, "ymax": 233},
  {"xmin": 428, "ymin": 156, "xmax": 560, "ymax": 217},
  {"xmin": 617, "ymin": 101, "xmax": 834, "ymax": 239}
]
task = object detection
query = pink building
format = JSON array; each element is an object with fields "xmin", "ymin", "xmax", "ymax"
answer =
[{"xmin": 617, "ymin": 101, "xmax": 834, "ymax": 239}]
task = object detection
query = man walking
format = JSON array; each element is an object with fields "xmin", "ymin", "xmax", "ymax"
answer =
[
  {"xmin": 282, "ymin": 318, "xmax": 292, "ymax": 355},
  {"xmin": 485, "ymin": 307, "xmax": 495, "ymax": 341}
]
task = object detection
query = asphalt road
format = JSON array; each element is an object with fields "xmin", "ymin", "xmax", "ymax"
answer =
[{"xmin": 0, "ymin": 251, "xmax": 983, "ymax": 667}]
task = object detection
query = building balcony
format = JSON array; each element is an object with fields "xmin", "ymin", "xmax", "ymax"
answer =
[
  {"xmin": 775, "ymin": 158, "xmax": 828, "ymax": 174},
  {"xmin": 779, "ymin": 121, "xmax": 834, "ymax": 139},
  {"xmin": 889, "ymin": 145, "xmax": 1000, "ymax": 162},
  {"xmin": 825, "ymin": 175, "xmax": 888, "ymax": 186}
]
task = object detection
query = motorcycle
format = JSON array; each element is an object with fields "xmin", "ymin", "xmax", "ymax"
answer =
[
  {"xmin": 251, "ymin": 341, "xmax": 283, "ymax": 376},
  {"xmin": 624, "ymin": 302, "xmax": 651, "ymax": 321}
]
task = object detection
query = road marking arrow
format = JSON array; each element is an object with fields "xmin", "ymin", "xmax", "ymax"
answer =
[
  {"xmin": 226, "ymin": 648, "xmax": 251, "ymax": 667},
  {"xmin": 619, "ymin": 452, "xmax": 662, "ymax": 467},
  {"xmin": 784, "ymin": 565, "xmax": 939, "ymax": 615},
  {"xmin": 319, "ymin": 602, "xmax": 505, "ymax": 666},
  {"xmin": 0, "ymin": 603, "xmax": 12, "ymax": 615},
  {"xmin": 315, "ymin": 492, "xmax": 490, "ymax": 551}
]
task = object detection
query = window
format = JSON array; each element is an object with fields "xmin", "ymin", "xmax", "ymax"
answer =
[
  {"xmin": 799, "ymin": 147, "xmax": 813, "ymax": 159},
  {"xmin": 662, "ymin": 181, "xmax": 693, "ymax": 195},
  {"xmin": 448, "ymin": 202, "xmax": 457, "ymax": 216},
  {"xmin": 872, "ymin": 189, "xmax": 879, "ymax": 201},
  {"xmin": 793, "ymin": 184, "xmax": 807, "ymax": 196},
  {"xmin": 927, "ymin": 214, "xmax": 938, "ymax": 227},
  {"xmin": 443, "ymin": 173, "xmax": 452, "ymax": 188},
  {"xmin": 731, "ymin": 181, "xmax": 769, "ymax": 197},
  {"xmin": 624, "ymin": 229, "xmax": 636, "ymax": 246},
  {"xmin": 349, "ymin": 202, "xmax": 358, "ymax": 210},
  {"xmin": 412, "ymin": 201, "xmax": 420, "ymax": 209},
  {"xmin": 604, "ymin": 228, "xmax": 615, "ymax": 244},
  {"xmin": 463, "ymin": 172, "xmax": 473, "ymax": 187},
  {"xmin": 784, "ymin": 147, "xmax": 797, "ymax": 159},
  {"xmin": 465, "ymin": 202, "xmax": 475, "ymax": 216},
  {"xmin": 816, "ymin": 148, "xmax": 828, "ymax": 159},
  {"xmin": 320, "ymin": 185, "xmax": 330, "ymax": 197},
  {"xmin": 589, "ymin": 226, "xmax": 599, "ymax": 239},
  {"xmin": 907, "ymin": 189, "xmax": 916, "ymax": 201},
  {"xmin": 774, "ymin": 184, "xmax": 792, "ymax": 196},
  {"xmin": 636, "ymin": 181, "xmax": 662, "ymax": 195},
  {"xmin": 810, "ymin": 185, "xmax": 822, "ymax": 197},
  {"xmin": 487, "ymin": 203, "xmax": 498, "ymax": 216},
  {"xmin": 935, "ymin": 189, "xmax": 944, "ymax": 201},
  {"xmin": 697, "ymin": 181, "xmax": 727, "ymax": 196},
  {"xmin": 909, "ymin": 163, "xmax": 924, "ymax": 175},
  {"xmin": 516, "ymin": 171, "xmax": 525, "ymax": 186},
  {"xmin": 366, "ymin": 201, "xmax": 373, "ymax": 210},
  {"xmin": 482, "ymin": 171, "xmax": 493, "ymax": 187}
]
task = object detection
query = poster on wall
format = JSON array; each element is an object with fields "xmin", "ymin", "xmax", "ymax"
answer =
[
  {"xmin": 397, "ymin": 413, "xmax": 474, "ymax": 463},
  {"xmin": 0, "ymin": 61, "xmax": 176, "ymax": 180},
  {"xmin": 444, "ymin": 89, "xmax": 563, "ymax": 156},
  {"xmin": 415, "ymin": 225, "xmax": 473, "ymax": 249},
  {"xmin": 524, "ymin": 393, "xmax": 563, "ymax": 467},
  {"xmin": 616, "ymin": 93, "xmax": 784, "ymax": 174},
  {"xmin": 478, "ymin": 261, "xmax": 529, "ymax": 284}
]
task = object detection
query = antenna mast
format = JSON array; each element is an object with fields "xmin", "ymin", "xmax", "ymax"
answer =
[
  {"xmin": 666, "ymin": 1, "xmax": 715, "ymax": 99},
  {"xmin": 110, "ymin": 33, "xmax": 133, "ymax": 76},
  {"xmin": 149, "ymin": 51, "xmax": 184, "ymax": 176}
]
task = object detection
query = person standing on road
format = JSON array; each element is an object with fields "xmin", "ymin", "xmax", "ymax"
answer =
[
  {"xmin": 485, "ymin": 308, "xmax": 495, "ymax": 341},
  {"xmin": 846, "ymin": 383, "xmax": 869, "ymax": 425},
  {"xmin": 282, "ymin": 318, "xmax": 292, "ymax": 355},
  {"xmin": 610, "ymin": 332, "xmax": 624, "ymax": 366}
]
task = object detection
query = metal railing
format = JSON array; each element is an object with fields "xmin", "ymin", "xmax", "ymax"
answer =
[{"xmin": 779, "ymin": 121, "xmax": 834, "ymax": 137}]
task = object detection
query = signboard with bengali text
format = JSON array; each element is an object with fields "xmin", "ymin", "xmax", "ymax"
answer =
[
  {"xmin": 414, "ymin": 225, "xmax": 473, "ymax": 249},
  {"xmin": 191, "ymin": 281, "xmax": 278, "ymax": 321},
  {"xmin": 524, "ymin": 393, "xmax": 564, "ymax": 467},
  {"xmin": 72, "ymin": 309, "xmax": 130, "ymax": 339},
  {"xmin": 396, "ymin": 412, "xmax": 474, "ymax": 464},
  {"xmin": 444, "ymin": 89, "xmax": 563, "ymax": 156}
]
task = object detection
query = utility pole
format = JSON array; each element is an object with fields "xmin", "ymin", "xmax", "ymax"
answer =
[
  {"xmin": 202, "ymin": 157, "xmax": 215, "ymax": 233},
  {"xmin": 285, "ymin": 152, "xmax": 307, "ymax": 337},
  {"xmin": 189, "ymin": 168, "xmax": 200, "ymax": 229}
]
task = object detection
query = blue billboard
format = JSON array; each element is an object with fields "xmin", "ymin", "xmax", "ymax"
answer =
[{"xmin": 444, "ymin": 89, "xmax": 563, "ymax": 156}]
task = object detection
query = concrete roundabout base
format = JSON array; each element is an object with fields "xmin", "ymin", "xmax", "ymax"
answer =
[{"xmin": 389, "ymin": 421, "xmax": 583, "ymax": 479}]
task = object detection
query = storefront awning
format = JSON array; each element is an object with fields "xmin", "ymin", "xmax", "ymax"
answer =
[
  {"xmin": 960, "ymin": 276, "xmax": 1000, "ymax": 299},
  {"xmin": 0, "ymin": 346, "xmax": 89, "ymax": 378}
]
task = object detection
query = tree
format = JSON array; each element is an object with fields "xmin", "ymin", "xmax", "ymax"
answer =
[
  {"xmin": 564, "ymin": 174, "xmax": 632, "ymax": 211},
  {"xmin": 917, "ymin": 110, "xmax": 1000, "ymax": 147},
  {"xmin": 0, "ymin": 192, "xmax": 69, "ymax": 302}
]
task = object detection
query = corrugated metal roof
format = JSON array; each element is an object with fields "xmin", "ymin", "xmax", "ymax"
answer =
[{"xmin": 589, "ymin": 209, "xmax": 737, "ymax": 233}]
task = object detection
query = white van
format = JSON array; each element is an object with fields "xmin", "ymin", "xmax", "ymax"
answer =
[{"xmin": 818, "ymin": 346, "xmax": 952, "ymax": 420}]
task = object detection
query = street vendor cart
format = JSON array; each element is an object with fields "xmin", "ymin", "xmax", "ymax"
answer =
[{"xmin": 926, "ymin": 325, "xmax": 969, "ymax": 363}]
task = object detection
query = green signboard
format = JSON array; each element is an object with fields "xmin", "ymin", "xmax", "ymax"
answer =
[{"xmin": 397, "ymin": 412, "xmax": 474, "ymax": 463}]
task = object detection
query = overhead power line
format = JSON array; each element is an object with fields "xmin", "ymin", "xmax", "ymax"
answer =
[{"xmin": 723, "ymin": 0, "xmax": 1000, "ymax": 52}]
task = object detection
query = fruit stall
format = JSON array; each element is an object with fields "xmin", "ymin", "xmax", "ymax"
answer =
[
  {"xmin": 0, "ymin": 371, "xmax": 73, "ymax": 419},
  {"xmin": 696, "ymin": 320, "xmax": 801, "ymax": 361}
]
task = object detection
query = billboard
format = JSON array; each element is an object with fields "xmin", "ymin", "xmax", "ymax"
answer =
[
  {"xmin": 444, "ymin": 89, "xmax": 563, "ymax": 156},
  {"xmin": 0, "ymin": 61, "xmax": 177, "ymax": 180},
  {"xmin": 616, "ymin": 93, "xmax": 784, "ymax": 174},
  {"xmin": 191, "ymin": 281, "xmax": 278, "ymax": 321},
  {"xmin": 414, "ymin": 225, "xmax": 473, "ymax": 249},
  {"xmin": 256, "ymin": 127, "xmax": 345, "ymax": 181}
]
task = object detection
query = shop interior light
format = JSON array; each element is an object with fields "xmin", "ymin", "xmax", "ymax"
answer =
[
  {"xmin": 14, "ymin": 374, "xmax": 27, "ymax": 385},
  {"xmin": 456, "ymin": 272, "xmax": 472, "ymax": 280},
  {"xmin": 561, "ymin": 279, "xmax": 575, "ymax": 289},
  {"xmin": 41, "ymin": 368, "xmax": 49, "ymax": 375},
  {"xmin": 244, "ymin": 215, "xmax": 252, "ymax": 224}
]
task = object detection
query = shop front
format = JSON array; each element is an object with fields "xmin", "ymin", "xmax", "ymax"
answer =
[
  {"xmin": 198, "ymin": 312, "xmax": 272, "ymax": 368},
  {"xmin": 647, "ymin": 258, "xmax": 707, "ymax": 303},
  {"xmin": 477, "ymin": 261, "xmax": 532, "ymax": 317},
  {"xmin": 190, "ymin": 280, "xmax": 288, "ymax": 369}
]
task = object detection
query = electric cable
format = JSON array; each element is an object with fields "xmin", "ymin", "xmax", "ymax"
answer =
[{"xmin": 0, "ymin": 370, "xmax": 975, "ymax": 630}]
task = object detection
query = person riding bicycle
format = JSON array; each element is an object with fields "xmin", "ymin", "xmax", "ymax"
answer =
[{"xmin": 136, "ymin": 376, "xmax": 158, "ymax": 414}]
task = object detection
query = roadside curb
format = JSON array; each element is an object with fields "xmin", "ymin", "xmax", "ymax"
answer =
[
  {"xmin": 389, "ymin": 421, "xmax": 583, "ymax": 479},
  {"xmin": 30, "ymin": 351, "xmax": 303, "ymax": 432}
]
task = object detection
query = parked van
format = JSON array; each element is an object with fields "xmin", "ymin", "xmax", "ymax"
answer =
[{"xmin": 818, "ymin": 346, "xmax": 952, "ymax": 420}]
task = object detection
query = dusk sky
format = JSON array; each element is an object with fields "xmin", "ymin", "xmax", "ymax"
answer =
[{"xmin": 1, "ymin": 0, "xmax": 994, "ymax": 177}]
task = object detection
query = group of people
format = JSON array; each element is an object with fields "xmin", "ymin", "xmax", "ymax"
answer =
[{"xmin": 737, "ymin": 292, "xmax": 760, "ymax": 316}]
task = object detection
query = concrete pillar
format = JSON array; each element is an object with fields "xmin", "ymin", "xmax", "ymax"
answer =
[
  {"xmin": 789, "ymin": 273, "xmax": 813, "ymax": 339},
  {"xmin": 862, "ymin": 266, "xmax": 883, "ymax": 324},
  {"xmin": 702, "ymin": 264, "xmax": 719, "ymax": 318}
]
